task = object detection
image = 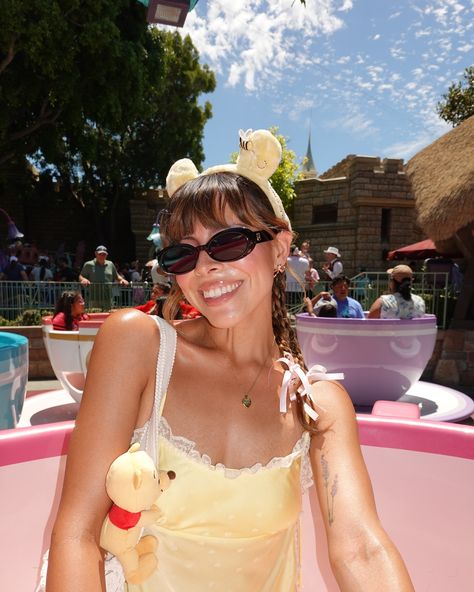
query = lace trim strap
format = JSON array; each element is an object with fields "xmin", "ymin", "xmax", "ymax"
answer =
[{"xmin": 158, "ymin": 415, "xmax": 311, "ymax": 479}]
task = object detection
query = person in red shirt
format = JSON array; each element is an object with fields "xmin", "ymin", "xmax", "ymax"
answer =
[
  {"xmin": 52, "ymin": 290, "xmax": 89, "ymax": 330},
  {"xmin": 178, "ymin": 300, "xmax": 201, "ymax": 319},
  {"xmin": 135, "ymin": 282, "xmax": 170, "ymax": 315}
]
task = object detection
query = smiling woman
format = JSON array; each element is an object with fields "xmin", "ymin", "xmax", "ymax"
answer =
[{"xmin": 45, "ymin": 129, "xmax": 414, "ymax": 592}]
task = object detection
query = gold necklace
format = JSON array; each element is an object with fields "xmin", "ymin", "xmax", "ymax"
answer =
[
  {"xmin": 210, "ymin": 334, "xmax": 275, "ymax": 408},
  {"xmin": 240, "ymin": 349, "xmax": 273, "ymax": 408}
]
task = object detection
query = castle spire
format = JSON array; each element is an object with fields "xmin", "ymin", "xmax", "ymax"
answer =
[{"xmin": 302, "ymin": 130, "xmax": 317, "ymax": 178}]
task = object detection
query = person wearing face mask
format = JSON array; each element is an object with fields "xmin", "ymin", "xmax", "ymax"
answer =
[{"xmin": 45, "ymin": 129, "xmax": 414, "ymax": 592}]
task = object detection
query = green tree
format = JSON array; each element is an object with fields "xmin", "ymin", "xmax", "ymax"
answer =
[
  {"xmin": 44, "ymin": 29, "xmax": 215, "ymax": 251},
  {"xmin": 0, "ymin": 0, "xmax": 153, "ymax": 169},
  {"xmin": 1, "ymin": 2, "xmax": 215, "ymax": 255},
  {"xmin": 268, "ymin": 127, "xmax": 305, "ymax": 214},
  {"xmin": 231, "ymin": 127, "xmax": 304, "ymax": 214},
  {"xmin": 437, "ymin": 66, "xmax": 474, "ymax": 126}
]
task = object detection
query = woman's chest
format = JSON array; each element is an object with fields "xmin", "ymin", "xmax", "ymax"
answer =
[
  {"xmin": 163, "ymin": 380, "xmax": 303, "ymax": 470},
  {"xmin": 156, "ymin": 425, "xmax": 306, "ymax": 536}
]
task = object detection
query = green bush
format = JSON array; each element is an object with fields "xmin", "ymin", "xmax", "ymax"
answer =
[
  {"xmin": 0, "ymin": 308, "xmax": 107, "ymax": 326},
  {"xmin": 0, "ymin": 309, "xmax": 51, "ymax": 326}
]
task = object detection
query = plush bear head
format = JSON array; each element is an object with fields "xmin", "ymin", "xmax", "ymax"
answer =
[{"xmin": 105, "ymin": 442, "xmax": 171, "ymax": 513}]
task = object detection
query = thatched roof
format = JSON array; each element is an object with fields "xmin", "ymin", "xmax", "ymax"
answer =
[{"xmin": 405, "ymin": 115, "xmax": 474, "ymax": 241}]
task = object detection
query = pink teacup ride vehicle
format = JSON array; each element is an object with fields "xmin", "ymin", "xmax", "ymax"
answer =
[
  {"xmin": 296, "ymin": 312, "xmax": 474, "ymax": 422},
  {"xmin": 1, "ymin": 313, "xmax": 474, "ymax": 590}
]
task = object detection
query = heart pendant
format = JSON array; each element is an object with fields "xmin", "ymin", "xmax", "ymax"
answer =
[{"xmin": 242, "ymin": 395, "xmax": 252, "ymax": 408}]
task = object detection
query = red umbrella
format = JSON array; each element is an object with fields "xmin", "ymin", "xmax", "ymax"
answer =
[{"xmin": 387, "ymin": 239, "xmax": 461, "ymax": 261}]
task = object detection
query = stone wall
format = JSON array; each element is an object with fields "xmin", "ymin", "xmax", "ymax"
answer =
[
  {"xmin": 0, "ymin": 326, "xmax": 55, "ymax": 379},
  {"xmin": 423, "ymin": 328, "xmax": 474, "ymax": 387},
  {"xmin": 293, "ymin": 155, "xmax": 423, "ymax": 276}
]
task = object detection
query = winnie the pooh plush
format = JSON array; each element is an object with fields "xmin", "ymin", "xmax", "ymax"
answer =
[{"xmin": 100, "ymin": 442, "xmax": 175, "ymax": 584}]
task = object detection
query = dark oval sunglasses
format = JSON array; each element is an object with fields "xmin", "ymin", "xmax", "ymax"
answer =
[{"xmin": 157, "ymin": 227, "xmax": 274, "ymax": 275}]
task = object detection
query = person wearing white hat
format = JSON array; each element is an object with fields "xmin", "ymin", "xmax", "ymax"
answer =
[
  {"xmin": 29, "ymin": 255, "xmax": 53, "ymax": 282},
  {"xmin": 0, "ymin": 255, "xmax": 28, "ymax": 281},
  {"xmin": 322, "ymin": 246, "xmax": 343, "ymax": 280}
]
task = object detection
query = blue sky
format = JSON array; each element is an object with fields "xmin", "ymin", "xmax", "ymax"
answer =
[{"xmin": 174, "ymin": 0, "xmax": 473, "ymax": 175}]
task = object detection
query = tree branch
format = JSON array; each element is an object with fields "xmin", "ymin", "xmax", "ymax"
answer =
[
  {"xmin": 8, "ymin": 106, "xmax": 62, "ymax": 142},
  {"xmin": 0, "ymin": 38, "xmax": 17, "ymax": 75}
]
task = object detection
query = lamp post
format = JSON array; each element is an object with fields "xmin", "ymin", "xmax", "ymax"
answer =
[
  {"xmin": 139, "ymin": 0, "xmax": 199, "ymax": 27},
  {"xmin": 0, "ymin": 208, "xmax": 24, "ymax": 241}
]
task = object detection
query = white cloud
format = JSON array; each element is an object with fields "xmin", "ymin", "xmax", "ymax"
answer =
[
  {"xmin": 183, "ymin": 0, "xmax": 351, "ymax": 91},
  {"xmin": 338, "ymin": 0, "xmax": 353, "ymax": 11},
  {"xmin": 326, "ymin": 109, "xmax": 376, "ymax": 137}
]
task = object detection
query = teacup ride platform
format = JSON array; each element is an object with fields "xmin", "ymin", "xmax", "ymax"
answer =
[
  {"xmin": 2, "ymin": 412, "xmax": 473, "ymax": 591},
  {"xmin": 2, "ymin": 313, "xmax": 474, "ymax": 590}
]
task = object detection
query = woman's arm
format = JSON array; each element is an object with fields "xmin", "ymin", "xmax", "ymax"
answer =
[
  {"xmin": 46, "ymin": 310, "xmax": 159, "ymax": 591},
  {"xmin": 310, "ymin": 382, "xmax": 414, "ymax": 591},
  {"xmin": 367, "ymin": 297, "xmax": 382, "ymax": 318}
]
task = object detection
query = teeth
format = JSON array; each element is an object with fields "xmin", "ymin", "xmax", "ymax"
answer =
[{"xmin": 203, "ymin": 282, "xmax": 240, "ymax": 299}]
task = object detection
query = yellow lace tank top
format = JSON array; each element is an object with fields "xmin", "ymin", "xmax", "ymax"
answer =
[{"xmin": 126, "ymin": 317, "xmax": 313, "ymax": 592}]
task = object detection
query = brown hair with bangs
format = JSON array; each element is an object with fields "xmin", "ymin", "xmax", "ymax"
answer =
[{"xmin": 161, "ymin": 171, "xmax": 315, "ymax": 431}]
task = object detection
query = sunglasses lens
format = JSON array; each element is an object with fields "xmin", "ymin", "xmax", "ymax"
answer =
[
  {"xmin": 160, "ymin": 245, "xmax": 197, "ymax": 274},
  {"xmin": 159, "ymin": 228, "xmax": 267, "ymax": 275},
  {"xmin": 209, "ymin": 230, "xmax": 251, "ymax": 261}
]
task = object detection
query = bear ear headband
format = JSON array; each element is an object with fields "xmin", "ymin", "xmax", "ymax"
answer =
[{"xmin": 165, "ymin": 129, "xmax": 291, "ymax": 229}]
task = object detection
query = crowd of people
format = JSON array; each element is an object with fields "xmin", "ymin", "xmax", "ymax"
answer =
[
  {"xmin": 0, "ymin": 239, "xmax": 154, "ymax": 285},
  {"xmin": 283, "ymin": 238, "xmax": 426, "ymax": 320},
  {"xmin": 1, "ymin": 232, "xmax": 428, "ymax": 324}
]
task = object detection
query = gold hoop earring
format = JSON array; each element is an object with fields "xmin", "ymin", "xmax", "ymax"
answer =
[{"xmin": 273, "ymin": 263, "xmax": 285, "ymax": 277}]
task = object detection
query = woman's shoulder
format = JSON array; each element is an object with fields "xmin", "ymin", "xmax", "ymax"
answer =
[
  {"xmin": 380, "ymin": 293, "xmax": 396, "ymax": 306},
  {"xmin": 310, "ymin": 380, "xmax": 355, "ymax": 431},
  {"xmin": 52, "ymin": 311, "xmax": 66, "ymax": 328},
  {"xmin": 98, "ymin": 309, "xmax": 163, "ymax": 348}
]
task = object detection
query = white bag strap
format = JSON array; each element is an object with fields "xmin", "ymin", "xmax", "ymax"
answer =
[{"xmin": 138, "ymin": 316, "xmax": 177, "ymax": 465}]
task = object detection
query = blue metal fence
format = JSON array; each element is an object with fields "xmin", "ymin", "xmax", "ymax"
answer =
[
  {"xmin": 0, "ymin": 281, "xmax": 152, "ymax": 321},
  {"xmin": 0, "ymin": 272, "xmax": 456, "ymax": 328}
]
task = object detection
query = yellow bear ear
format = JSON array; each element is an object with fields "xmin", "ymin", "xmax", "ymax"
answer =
[
  {"xmin": 237, "ymin": 129, "xmax": 282, "ymax": 180},
  {"xmin": 166, "ymin": 158, "xmax": 199, "ymax": 197}
]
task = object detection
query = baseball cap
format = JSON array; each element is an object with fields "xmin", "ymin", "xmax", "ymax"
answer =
[
  {"xmin": 95, "ymin": 245, "xmax": 108, "ymax": 254},
  {"xmin": 314, "ymin": 297, "xmax": 337, "ymax": 312},
  {"xmin": 387, "ymin": 265, "xmax": 413, "ymax": 282}
]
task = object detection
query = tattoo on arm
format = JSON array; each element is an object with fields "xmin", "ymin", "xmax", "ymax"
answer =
[{"xmin": 321, "ymin": 454, "xmax": 338, "ymax": 525}]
